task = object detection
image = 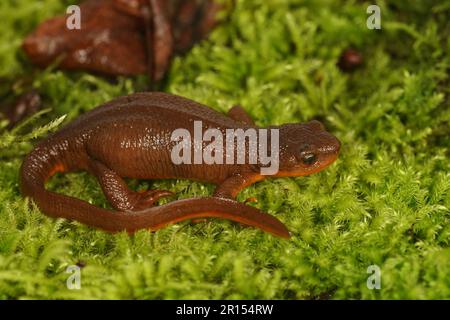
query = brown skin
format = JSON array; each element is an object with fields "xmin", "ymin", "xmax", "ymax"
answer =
[{"xmin": 20, "ymin": 92, "xmax": 340, "ymax": 238}]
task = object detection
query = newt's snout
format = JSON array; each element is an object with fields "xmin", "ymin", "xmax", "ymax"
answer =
[
  {"xmin": 308, "ymin": 120, "xmax": 340, "ymax": 168},
  {"xmin": 317, "ymin": 132, "xmax": 340, "ymax": 166}
]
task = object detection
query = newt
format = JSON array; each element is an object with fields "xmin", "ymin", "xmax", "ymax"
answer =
[{"xmin": 20, "ymin": 92, "xmax": 340, "ymax": 238}]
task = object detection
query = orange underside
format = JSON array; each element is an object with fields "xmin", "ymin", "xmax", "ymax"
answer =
[{"xmin": 47, "ymin": 163, "xmax": 67, "ymax": 180}]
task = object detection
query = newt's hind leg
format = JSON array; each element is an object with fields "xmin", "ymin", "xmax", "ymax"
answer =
[
  {"xmin": 227, "ymin": 105, "xmax": 256, "ymax": 126},
  {"xmin": 88, "ymin": 159, "xmax": 173, "ymax": 211}
]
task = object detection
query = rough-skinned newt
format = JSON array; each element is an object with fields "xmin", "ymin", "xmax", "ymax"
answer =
[{"xmin": 20, "ymin": 92, "xmax": 340, "ymax": 238}]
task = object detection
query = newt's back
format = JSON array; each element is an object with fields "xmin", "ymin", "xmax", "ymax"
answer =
[
  {"xmin": 56, "ymin": 92, "xmax": 246, "ymax": 138},
  {"xmin": 40, "ymin": 92, "xmax": 249, "ymax": 182}
]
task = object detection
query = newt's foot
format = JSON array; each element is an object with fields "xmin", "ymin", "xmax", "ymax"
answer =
[{"xmin": 131, "ymin": 189, "xmax": 174, "ymax": 211}]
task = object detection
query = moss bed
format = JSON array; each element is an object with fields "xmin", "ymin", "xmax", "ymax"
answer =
[{"xmin": 0, "ymin": 0, "xmax": 449, "ymax": 299}]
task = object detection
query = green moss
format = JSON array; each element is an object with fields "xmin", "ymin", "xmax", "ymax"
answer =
[{"xmin": 0, "ymin": 0, "xmax": 449, "ymax": 299}]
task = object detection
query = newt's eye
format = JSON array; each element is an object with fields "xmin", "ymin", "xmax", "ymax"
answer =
[{"xmin": 302, "ymin": 153, "xmax": 317, "ymax": 165}]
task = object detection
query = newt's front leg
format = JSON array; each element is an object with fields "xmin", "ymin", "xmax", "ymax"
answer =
[
  {"xmin": 88, "ymin": 160, "xmax": 173, "ymax": 211},
  {"xmin": 213, "ymin": 172, "xmax": 264, "ymax": 200}
]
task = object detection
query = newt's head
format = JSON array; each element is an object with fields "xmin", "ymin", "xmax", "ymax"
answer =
[{"xmin": 275, "ymin": 120, "xmax": 340, "ymax": 177}]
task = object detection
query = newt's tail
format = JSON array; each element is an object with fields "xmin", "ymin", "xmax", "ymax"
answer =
[{"xmin": 19, "ymin": 144, "xmax": 291, "ymax": 239}]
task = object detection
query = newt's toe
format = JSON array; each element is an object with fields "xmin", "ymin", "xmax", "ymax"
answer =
[{"xmin": 132, "ymin": 190, "xmax": 174, "ymax": 211}]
